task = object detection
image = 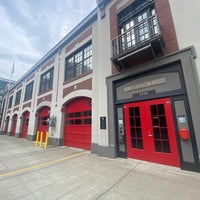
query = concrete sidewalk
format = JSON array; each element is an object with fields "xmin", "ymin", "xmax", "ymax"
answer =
[{"xmin": 0, "ymin": 135, "xmax": 200, "ymax": 200}]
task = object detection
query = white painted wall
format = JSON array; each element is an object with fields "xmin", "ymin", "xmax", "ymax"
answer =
[
  {"xmin": 169, "ymin": 0, "xmax": 200, "ymax": 88},
  {"xmin": 91, "ymin": 20, "xmax": 99, "ymax": 145},
  {"xmin": 95, "ymin": 3, "xmax": 113, "ymax": 147}
]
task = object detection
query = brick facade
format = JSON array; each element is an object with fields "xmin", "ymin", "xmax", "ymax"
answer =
[
  {"xmin": 63, "ymin": 78, "xmax": 92, "ymax": 98},
  {"xmin": 23, "ymin": 102, "xmax": 31, "ymax": 110},
  {"xmin": 37, "ymin": 94, "xmax": 52, "ymax": 105},
  {"xmin": 41, "ymin": 57, "xmax": 55, "ymax": 72},
  {"xmin": 65, "ymin": 27, "xmax": 92, "ymax": 54},
  {"xmin": 155, "ymin": 0, "xmax": 179, "ymax": 53}
]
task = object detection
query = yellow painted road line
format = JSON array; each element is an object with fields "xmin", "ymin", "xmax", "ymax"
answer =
[{"xmin": 0, "ymin": 151, "xmax": 88, "ymax": 177}]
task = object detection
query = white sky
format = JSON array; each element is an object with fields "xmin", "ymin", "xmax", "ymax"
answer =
[{"xmin": 0, "ymin": 0, "xmax": 97, "ymax": 81}]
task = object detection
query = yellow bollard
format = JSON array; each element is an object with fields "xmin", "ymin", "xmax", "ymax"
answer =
[
  {"xmin": 36, "ymin": 131, "xmax": 40, "ymax": 147},
  {"xmin": 40, "ymin": 131, "xmax": 43, "ymax": 148},
  {"xmin": 44, "ymin": 131, "xmax": 48, "ymax": 149}
]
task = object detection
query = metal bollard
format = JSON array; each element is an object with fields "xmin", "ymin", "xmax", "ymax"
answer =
[
  {"xmin": 36, "ymin": 131, "xmax": 40, "ymax": 147},
  {"xmin": 44, "ymin": 131, "xmax": 48, "ymax": 149},
  {"xmin": 40, "ymin": 131, "xmax": 43, "ymax": 148}
]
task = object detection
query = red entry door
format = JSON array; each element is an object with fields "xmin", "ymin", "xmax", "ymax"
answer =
[
  {"xmin": 21, "ymin": 112, "xmax": 30, "ymax": 138},
  {"xmin": 64, "ymin": 97, "xmax": 92, "ymax": 150},
  {"xmin": 124, "ymin": 98, "xmax": 180, "ymax": 167},
  {"xmin": 37, "ymin": 107, "xmax": 50, "ymax": 142},
  {"xmin": 11, "ymin": 114, "xmax": 17, "ymax": 136}
]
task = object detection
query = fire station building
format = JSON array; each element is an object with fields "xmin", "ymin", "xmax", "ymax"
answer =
[{"xmin": 1, "ymin": 0, "xmax": 200, "ymax": 172}]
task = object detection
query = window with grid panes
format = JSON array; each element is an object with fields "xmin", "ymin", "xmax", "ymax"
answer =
[
  {"xmin": 15, "ymin": 90, "xmax": 21, "ymax": 106},
  {"xmin": 118, "ymin": 0, "xmax": 158, "ymax": 52},
  {"xmin": 24, "ymin": 81, "xmax": 34, "ymax": 101},
  {"xmin": 8, "ymin": 96, "xmax": 13, "ymax": 108},
  {"xmin": 39, "ymin": 67, "xmax": 54, "ymax": 93},
  {"xmin": 65, "ymin": 41, "xmax": 92, "ymax": 81}
]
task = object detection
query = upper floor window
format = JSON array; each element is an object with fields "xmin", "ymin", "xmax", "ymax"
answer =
[
  {"xmin": 39, "ymin": 67, "xmax": 54, "ymax": 94},
  {"xmin": 8, "ymin": 96, "xmax": 13, "ymax": 108},
  {"xmin": 24, "ymin": 81, "xmax": 34, "ymax": 101},
  {"xmin": 65, "ymin": 41, "xmax": 92, "ymax": 81},
  {"xmin": 15, "ymin": 90, "xmax": 21, "ymax": 106},
  {"xmin": 118, "ymin": 0, "xmax": 158, "ymax": 52}
]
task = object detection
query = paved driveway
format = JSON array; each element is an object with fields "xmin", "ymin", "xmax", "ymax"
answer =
[{"xmin": 0, "ymin": 135, "xmax": 200, "ymax": 200}]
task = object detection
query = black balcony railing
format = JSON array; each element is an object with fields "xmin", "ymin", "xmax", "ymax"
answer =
[{"xmin": 112, "ymin": 15, "xmax": 162, "ymax": 59}]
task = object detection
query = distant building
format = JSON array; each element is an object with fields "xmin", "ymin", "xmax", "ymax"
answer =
[
  {"xmin": 1, "ymin": 0, "xmax": 200, "ymax": 172},
  {"xmin": 0, "ymin": 78, "xmax": 16, "ymax": 128}
]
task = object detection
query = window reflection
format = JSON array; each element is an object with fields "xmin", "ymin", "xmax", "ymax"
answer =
[{"xmin": 65, "ymin": 42, "xmax": 92, "ymax": 81}]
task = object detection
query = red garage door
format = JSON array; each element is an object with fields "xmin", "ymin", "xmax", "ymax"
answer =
[
  {"xmin": 21, "ymin": 111, "xmax": 30, "ymax": 138},
  {"xmin": 11, "ymin": 114, "xmax": 17, "ymax": 136},
  {"xmin": 37, "ymin": 107, "xmax": 50, "ymax": 142},
  {"xmin": 64, "ymin": 97, "xmax": 92, "ymax": 150}
]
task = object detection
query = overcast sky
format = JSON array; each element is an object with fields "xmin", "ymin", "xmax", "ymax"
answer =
[{"xmin": 0, "ymin": 0, "xmax": 97, "ymax": 81}]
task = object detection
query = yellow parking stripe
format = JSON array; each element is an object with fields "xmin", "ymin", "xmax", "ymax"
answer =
[{"xmin": 0, "ymin": 151, "xmax": 88, "ymax": 177}]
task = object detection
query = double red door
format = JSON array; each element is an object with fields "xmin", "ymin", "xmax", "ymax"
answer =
[
  {"xmin": 21, "ymin": 112, "xmax": 29, "ymax": 138},
  {"xmin": 124, "ymin": 98, "xmax": 180, "ymax": 167}
]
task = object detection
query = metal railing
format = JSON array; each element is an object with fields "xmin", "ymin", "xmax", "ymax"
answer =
[{"xmin": 112, "ymin": 15, "xmax": 161, "ymax": 59}]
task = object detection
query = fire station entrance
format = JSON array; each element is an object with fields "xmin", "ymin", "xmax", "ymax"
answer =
[
  {"xmin": 124, "ymin": 98, "xmax": 180, "ymax": 167},
  {"xmin": 21, "ymin": 111, "xmax": 29, "ymax": 138},
  {"xmin": 11, "ymin": 114, "xmax": 17, "ymax": 136},
  {"xmin": 106, "ymin": 49, "xmax": 200, "ymax": 171},
  {"xmin": 64, "ymin": 97, "xmax": 92, "ymax": 150},
  {"xmin": 37, "ymin": 106, "xmax": 50, "ymax": 142}
]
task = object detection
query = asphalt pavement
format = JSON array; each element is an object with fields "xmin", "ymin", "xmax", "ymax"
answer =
[{"xmin": 0, "ymin": 135, "xmax": 200, "ymax": 200}]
